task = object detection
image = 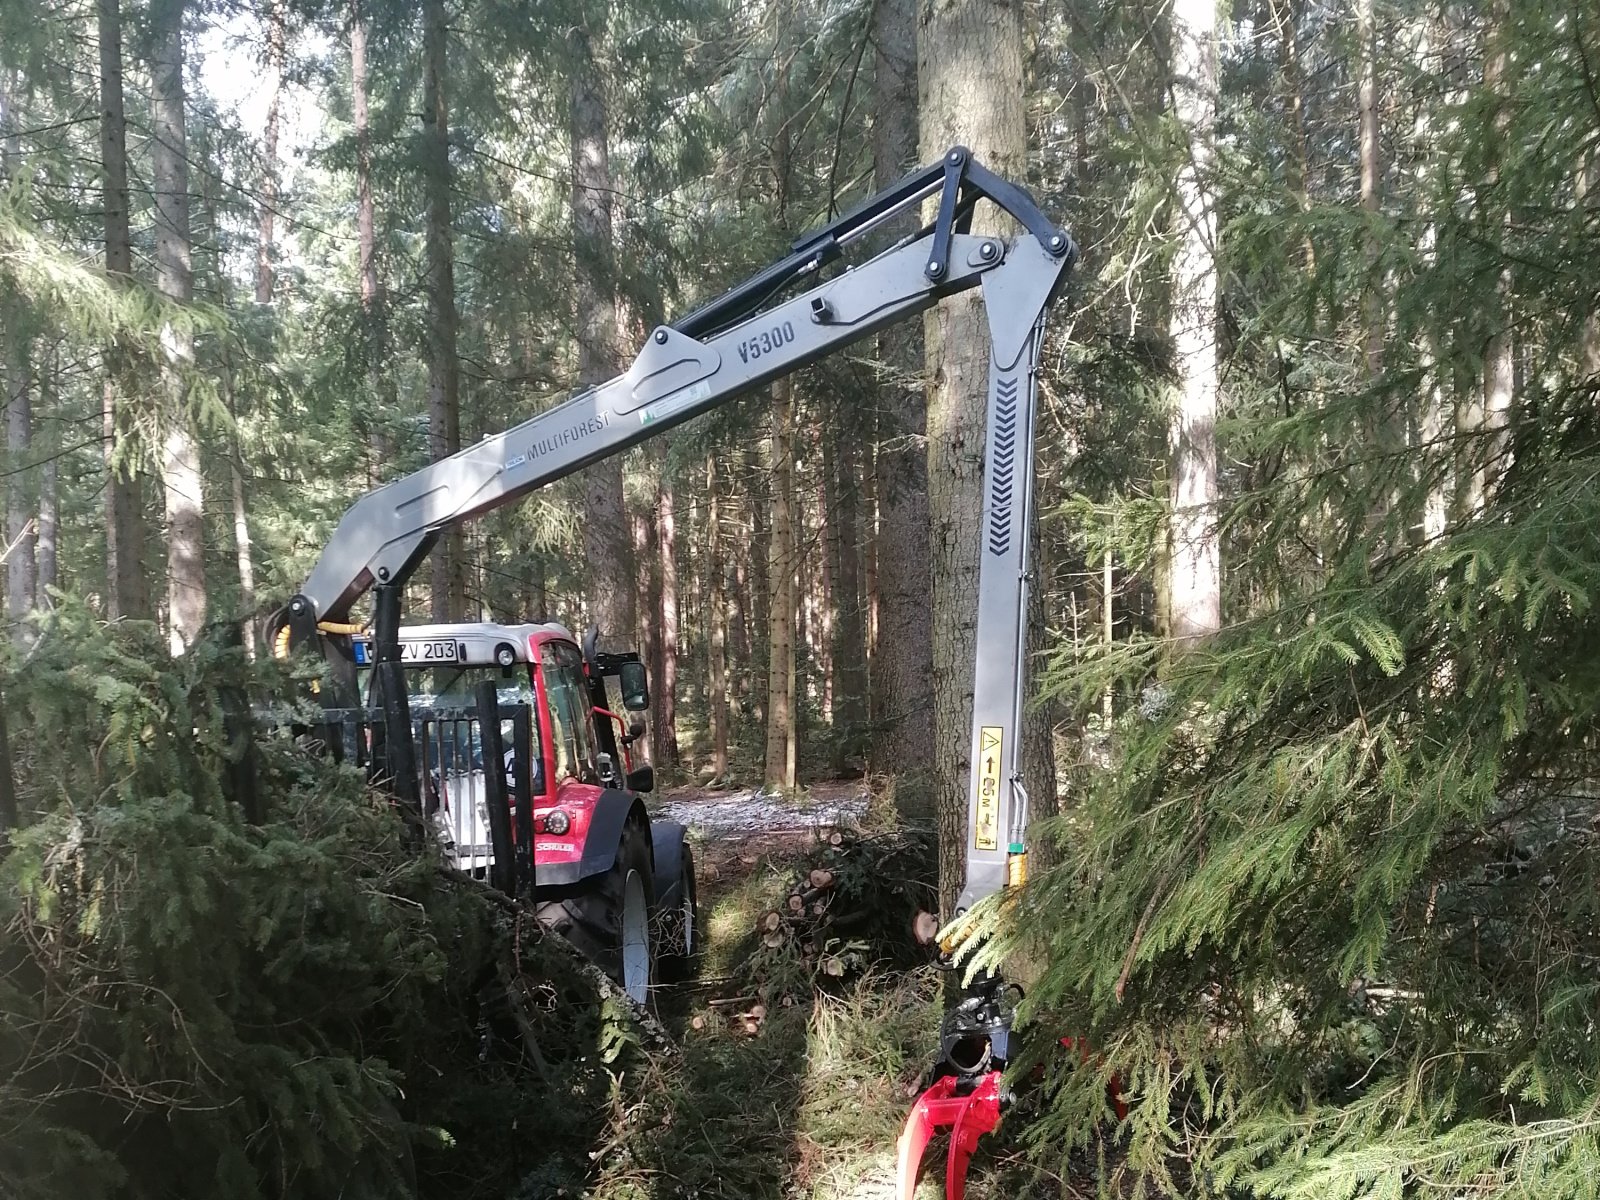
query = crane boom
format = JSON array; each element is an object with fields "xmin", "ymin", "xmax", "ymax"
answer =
[{"xmin": 278, "ymin": 145, "xmax": 1074, "ymax": 919}]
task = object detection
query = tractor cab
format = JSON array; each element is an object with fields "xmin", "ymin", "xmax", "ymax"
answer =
[{"xmin": 350, "ymin": 621, "xmax": 695, "ymax": 1002}]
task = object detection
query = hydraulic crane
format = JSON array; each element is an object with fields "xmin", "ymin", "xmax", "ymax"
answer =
[{"xmin": 272, "ymin": 147, "xmax": 1078, "ymax": 1199}]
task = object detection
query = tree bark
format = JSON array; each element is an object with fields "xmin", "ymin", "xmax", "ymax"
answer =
[
  {"xmin": 2, "ymin": 81, "xmax": 33, "ymax": 638},
  {"xmin": 1472, "ymin": 0, "xmax": 1514, "ymax": 509},
  {"xmin": 152, "ymin": 0, "xmax": 205, "ymax": 655},
  {"xmin": 1357, "ymin": 0, "xmax": 1382, "ymax": 378},
  {"xmin": 255, "ymin": 0, "xmax": 286, "ymax": 305},
  {"xmin": 921, "ymin": 0, "xmax": 1026, "ymax": 915},
  {"xmin": 632, "ymin": 506, "xmax": 660, "ymax": 764},
  {"xmin": 764, "ymin": 378, "xmax": 798, "ymax": 792},
  {"xmin": 656, "ymin": 472, "xmax": 681, "ymax": 766},
  {"xmin": 97, "ymin": 0, "xmax": 147, "ymax": 621},
  {"xmin": 232, "ymin": 458, "xmax": 257, "ymax": 656},
  {"xmin": 870, "ymin": 0, "xmax": 933, "ymax": 776},
  {"xmin": 1165, "ymin": 0, "xmax": 1222, "ymax": 646},
  {"xmin": 1581, "ymin": 155, "xmax": 1600, "ymax": 382},
  {"xmin": 37, "ymin": 458, "xmax": 56, "ymax": 599},
  {"xmin": 706, "ymin": 456, "xmax": 730, "ymax": 781},
  {"xmin": 829, "ymin": 416, "xmax": 866, "ymax": 774},
  {"xmin": 423, "ymin": 0, "xmax": 465, "ymax": 620},
  {"xmin": 4, "ymin": 314, "xmax": 34, "ymax": 641},
  {"xmin": 744, "ymin": 444, "xmax": 769, "ymax": 721},
  {"xmin": 570, "ymin": 23, "xmax": 635, "ymax": 650},
  {"xmin": 351, "ymin": 0, "xmax": 394, "ymax": 479}
]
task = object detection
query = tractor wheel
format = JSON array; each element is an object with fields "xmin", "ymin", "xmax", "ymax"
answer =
[
  {"xmin": 657, "ymin": 843, "xmax": 700, "ymax": 983},
  {"xmin": 536, "ymin": 818, "xmax": 655, "ymax": 1005}
]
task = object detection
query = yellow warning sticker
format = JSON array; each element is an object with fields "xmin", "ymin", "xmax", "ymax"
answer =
[{"xmin": 974, "ymin": 726, "xmax": 1003, "ymax": 851}]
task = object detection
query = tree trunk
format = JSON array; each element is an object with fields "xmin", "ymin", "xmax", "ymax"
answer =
[
  {"xmin": 570, "ymin": 24, "xmax": 635, "ymax": 650},
  {"xmin": 632, "ymin": 507, "xmax": 660, "ymax": 765},
  {"xmin": 255, "ymin": 0, "xmax": 286, "ymax": 305},
  {"xmin": 4, "ymin": 315, "xmax": 34, "ymax": 641},
  {"xmin": 830, "ymin": 417, "xmax": 866, "ymax": 774},
  {"xmin": 921, "ymin": 0, "xmax": 1025, "ymax": 916},
  {"xmin": 656, "ymin": 472, "xmax": 681, "ymax": 766},
  {"xmin": 1165, "ymin": 0, "xmax": 1222, "ymax": 647},
  {"xmin": 351, "ymin": 0, "xmax": 394, "ymax": 479},
  {"xmin": 2, "ymin": 79, "xmax": 34, "ymax": 639},
  {"xmin": 1582, "ymin": 156, "xmax": 1600, "ymax": 382},
  {"xmin": 1357, "ymin": 0, "xmax": 1382, "ymax": 378},
  {"xmin": 745, "ymin": 444, "xmax": 769, "ymax": 720},
  {"xmin": 422, "ymin": 0, "xmax": 464, "ymax": 620},
  {"xmin": 152, "ymin": 0, "xmax": 205, "ymax": 655},
  {"xmin": 764, "ymin": 379, "xmax": 797, "ymax": 792},
  {"xmin": 1271, "ymin": 0, "xmax": 1316, "ymax": 273},
  {"xmin": 706, "ymin": 456, "xmax": 730, "ymax": 781},
  {"xmin": 869, "ymin": 0, "xmax": 933, "ymax": 777},
  {"xmin": 1473, "ymin": 0, "xmax": 1514, "ymax": 509},
  {"xmin": 37, "ymin": 458, "xmax": 56, "ymax": 599},
  {"xmin": 232, "ymin": 458, "xmax": 257, "ymax": 656},
  {"xmin": 97, "ymin": 0, "xmax": 147, "ymax": 621}
]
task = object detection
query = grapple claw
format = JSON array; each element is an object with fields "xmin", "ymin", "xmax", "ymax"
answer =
[{"xmin": 894, "ymin": 1071, "xmax": 1003, "ymax": 1200}]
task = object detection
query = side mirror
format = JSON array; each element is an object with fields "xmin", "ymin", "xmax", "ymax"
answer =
[
  {"xmin": 619, "ymin": 661, "xmax": 650, "ymax": 711},
  {"xmin": 626, "ymin": 764, "xmax": 655, "ymax": 794}
]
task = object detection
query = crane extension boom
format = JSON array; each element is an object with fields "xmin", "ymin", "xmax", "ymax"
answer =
[{"xmin": 275, "ymin": 149, "xmax": 1077, "ymax": 1197}]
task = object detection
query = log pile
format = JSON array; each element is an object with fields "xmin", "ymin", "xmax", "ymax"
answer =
[{"xmin": 740, "ymin": 825, "xmax": 937, "ymax": 992}]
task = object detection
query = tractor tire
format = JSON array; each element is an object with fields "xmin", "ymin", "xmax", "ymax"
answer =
[
  {"xmin": 656, "ymin": 842, "xmax": 701, "ymax": 983},
  {"xmin": 536, "ymin": 818, "xmax": 656, "ymax": 1005}
]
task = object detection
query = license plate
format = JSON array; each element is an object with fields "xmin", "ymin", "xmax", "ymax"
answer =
[{"xmin": 352, "ymin": 637, "xmax": 459, "ymax": 665}]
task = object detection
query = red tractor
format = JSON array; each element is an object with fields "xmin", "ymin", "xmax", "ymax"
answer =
[{"xmin": 352, "ymin": 620, "xmax": 698, "ymax": 1003}]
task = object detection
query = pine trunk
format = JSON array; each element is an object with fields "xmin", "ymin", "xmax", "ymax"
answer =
[
  {"xmin": 1357, "ymin": 0, "xmax": 1382, "ymax": 378},
  {"xmin": 830, "ymin": 422, "xmax": 866, "ymax": 774},
  {"xmin": 37, "ymin": 459, "xmax": 56, "ymax": 598},
  {"xmin": 1, "ymin": 73, "xmax": 34, "ymax": 638},
  {"xmin": 152, "ymin": 0, "xmax": 205, "ymax": 655},
  {"xmin": 706, "ymin": 456, "xmax": 730, "ymax": 780},
  {"xmin": 1474, "ymin": 0, "xmax": 1514, "ymax": 508},
  {"xmin": 570, "ymin": 25, "xmax": 635, "ymax": 650},
  {"xmin": 1166, "ymin": 0, "xmax": 1222, "ymax": 647},
  {"xmin": 656, "ymin": 474, "xmax": 681, "ymax": 766},
  {"xmin": 97, "ymin": 0, "xmax": 147, "ymax": 621},
  {"xmin": 422, "ymin": 0, "xmax": 464, "ymax": 620},
  {"xmin": 232, "ymin": 460, "xmax": 257, "ymax": 656},
  {"xmin": 351, "ymin": 0, "xmax": 394, "ymax": 479},
  {"xmin": 633, "ymin": 507, "xmax": 661, "ymax": 765},
  {"xmin": 764, "ymin": 379, "xmax": 797, "ymax": 792},
  {"xmin": 921, "ymin": 0, "xmax": 1024, "ymax": 915},
  {"xmin": 255, "ymin": 0, "xmax": 286, "ymax": 305},
  {"xmin": 4, "ymin": 314, "xmax": 34, "ymax": 640},
  {"xmin": 869, "ymin": 0, "xmax": 933, "ymax": 776}
]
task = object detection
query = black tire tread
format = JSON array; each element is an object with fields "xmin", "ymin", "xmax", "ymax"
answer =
[{"xmin": 535, "ymin": 818, "xmax": 654, "ymax": 987}]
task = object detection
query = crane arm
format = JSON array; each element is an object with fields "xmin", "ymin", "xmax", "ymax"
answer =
[
  {"xmin": 288, "ymin": 148, "xmax": 1073, "ymax": 646},
  {"xmin": 280, "ymin": 149, "xmax": 1079, "ymax": 1200}
]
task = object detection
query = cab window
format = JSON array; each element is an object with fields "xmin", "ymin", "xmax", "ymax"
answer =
[{"xmin": 541, "ymin": 645, "xmax": 597, "ymax": 784}]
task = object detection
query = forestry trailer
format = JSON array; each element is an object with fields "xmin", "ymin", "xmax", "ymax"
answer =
[{"xmin": 270, "ymin": 147, "xmax": 1080, "ymax": 1199}]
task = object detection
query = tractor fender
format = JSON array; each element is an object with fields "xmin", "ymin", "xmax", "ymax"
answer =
[
  {"xmin": 650, "ymin": 821, "xmax": 690, "ymax": 906},
  {"xmin": 539, "ymin": 788, "xmax": 651, "ymax": 888}
]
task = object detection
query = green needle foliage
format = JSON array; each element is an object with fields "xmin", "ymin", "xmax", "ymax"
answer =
[
  {"xmin": 996, "ymin": 374, "xmax": 1600, "ymax": 1199},
  {"xmin": 0, "ymin": 604, "xmax": 623, "ymax": 1200}
]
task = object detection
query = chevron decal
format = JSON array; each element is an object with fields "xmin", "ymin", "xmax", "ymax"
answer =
[{"xmin": 988, "ymin": 374, "xmax": 1018, "ymax": 555}]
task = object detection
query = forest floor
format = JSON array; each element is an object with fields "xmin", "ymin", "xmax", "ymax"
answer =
[{"xmin": 584, "ymin": 782, "xmax": 1103, "ymax": 1200}]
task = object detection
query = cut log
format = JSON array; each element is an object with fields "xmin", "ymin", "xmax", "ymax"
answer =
[{"xmin": 912, "ymin": 910, "xmax": 940, "ymax": 946}]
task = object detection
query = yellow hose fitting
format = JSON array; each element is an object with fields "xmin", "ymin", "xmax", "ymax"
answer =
[
  {"xmin": 272, "ymin": 625, "xmax": 293, "ymax": 660},
  {"xmin": 1006, "ymin": 850, "xmax": 1028, "ymax": 889}
]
